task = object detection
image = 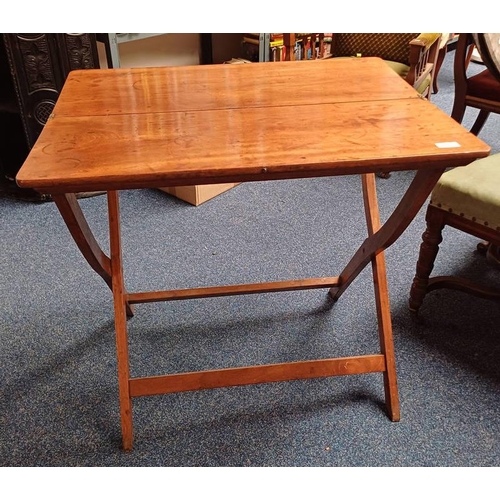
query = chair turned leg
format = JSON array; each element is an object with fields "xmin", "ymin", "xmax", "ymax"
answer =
[
  {"xmin": 409, "ymin": 206, "xmax": 446, "ymax": 314},
  {"xmin": 470, "ymin": 110, "xmax": 491, "ymax": 136}
]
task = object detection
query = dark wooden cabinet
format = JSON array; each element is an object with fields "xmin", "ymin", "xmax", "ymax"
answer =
[{"xmin": 0, "ymin": 33, "xmax": 99, "ymax": 200}]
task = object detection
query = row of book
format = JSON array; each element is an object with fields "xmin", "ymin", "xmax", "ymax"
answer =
[{"xmin": 240, "ymin": 33, "xmax": 333, "ymax": 63}]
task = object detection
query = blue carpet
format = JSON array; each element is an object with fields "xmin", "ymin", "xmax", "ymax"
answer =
[{"xmin": 0, "ymin": 51, "xmax": 499, "ymax": 466}]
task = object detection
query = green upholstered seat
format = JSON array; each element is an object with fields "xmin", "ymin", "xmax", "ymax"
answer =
[
  {"xmin": 334, "ymin": 59, "xmax": 432, "ymax": 96},
  {"xmin": 410, "ymin": 152, "xmax": 500, "ymax": 313},
  {"xmin": 384, "ymin": 60, "xmax": 410, "ymax": 79},
  {"xmin": 430, "ymin": 153, "xmax": 500, "ymax": 231},
  {"xmin": 384, "ymin": 60, "xmax": 431, "ymax": 95}
]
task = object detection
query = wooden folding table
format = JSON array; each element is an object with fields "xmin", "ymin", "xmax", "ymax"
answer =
[{"xmin": 16, "ymin": 58, "xmax": 490, "ymax": 450}]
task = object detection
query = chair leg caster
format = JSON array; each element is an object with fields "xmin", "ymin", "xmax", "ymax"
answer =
[
  {"xmin": 477, "ymin": 240, "xmax": 490, "ymax": 254},
  {"xmin": 486, "ymin": 244, "xmax": 500, "ymax": 270}
]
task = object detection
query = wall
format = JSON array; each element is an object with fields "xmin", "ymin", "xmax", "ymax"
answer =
[
  {"xmin": 97, "ymin": 33, "xmax": 202, "ymax": 68},
  {"xmin": 96, "ymin": 33, "xmax": 245, "ymax": 68}
]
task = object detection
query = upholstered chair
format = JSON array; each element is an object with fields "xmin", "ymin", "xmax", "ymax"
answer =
[
  {"xmin": 409, "ymin": 153, "xmax": 500, "ymax": 314},
  {"xmin": 451, "ymin": 33, "xmax": 500, "ymax": 135}
]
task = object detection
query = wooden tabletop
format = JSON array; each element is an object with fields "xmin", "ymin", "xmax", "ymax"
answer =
[{"xmin": 16, "ymin": 58, "xmax": 491, "ymax": 194}]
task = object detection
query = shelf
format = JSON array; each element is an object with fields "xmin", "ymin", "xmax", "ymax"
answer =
[{"xmin": 114, "ymin": 33, "xmax": 166, "ymax": 44}]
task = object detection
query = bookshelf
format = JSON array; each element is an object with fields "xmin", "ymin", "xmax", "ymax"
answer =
[{"xmin": 241, "ymin": 34, "xmax": 332, "ymax": 63}]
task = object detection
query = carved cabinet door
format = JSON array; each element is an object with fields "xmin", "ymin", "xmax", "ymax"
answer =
[{"xmin": 3, "ymin": 33, "xmax": 99, "ymax": 149}]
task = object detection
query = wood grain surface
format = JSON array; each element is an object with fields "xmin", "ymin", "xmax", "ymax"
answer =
[{"xmin": 17, "ymin": 57, "xmax": 490, "ymax": 193}]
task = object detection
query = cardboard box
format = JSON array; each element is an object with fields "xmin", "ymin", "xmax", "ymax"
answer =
[{"xmin": 158, "ymin": 183, "xmax": 240, "ymax": 206}]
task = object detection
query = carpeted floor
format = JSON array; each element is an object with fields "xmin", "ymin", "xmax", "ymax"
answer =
[{"xmin": 0, "ymin": 50, "xmax": 499, "ymax": 467}]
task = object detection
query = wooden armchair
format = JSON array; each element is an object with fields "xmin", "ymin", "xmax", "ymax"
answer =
[
  {"xmin": 451, "ymin": 33, "xmax": 500, "ymax": 135},
  {"xmin": 432, "ymin": 33, "xmax": 452, "ymax": 93},
  {"xmin": 409, "ymin": 153, "xmax": 500, "ymax": 314},
  {"xmin": 330, "ymin": 33, "xmax": 442, "ymax": 99}
]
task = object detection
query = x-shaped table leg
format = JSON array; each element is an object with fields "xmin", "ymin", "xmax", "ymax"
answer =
[
  {"xmin": 52, "ymin": 193, "xmax": 134, "ymax": 318},
  {"xmin": 53, "ymin": 168, "xmax": 444, "ymax": 450},
  {"xmin": 330, "ymin": 168, "xmax": 445, "ymax": 421}
]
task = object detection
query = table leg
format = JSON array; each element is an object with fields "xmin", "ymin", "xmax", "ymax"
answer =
[
  {"xmin": 52, "ymin": 193, "xmax": 134, "ymax": 318},
  {"xmin": 56, "ymin": 169, "xmax": 444, "ymax": 448},
  {"xmin": 329, "ymin": 169, "xmax": 444, "ymax": 419},
  {"xmin": 107, "ymin": 190, "xmax": 133, "ymax": 451},
  {"xmin": 361, "ymin": 173, "xmax": 399, "ymax": 421},
  {"xmin": 329, "ymin": 168, "xmax": 445, "ymax": 302}
]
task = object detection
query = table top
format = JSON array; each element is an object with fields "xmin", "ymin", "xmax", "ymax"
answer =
[{"xmin": 16, "ymin": 57, "xmax": 491, "ymax": 194}]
